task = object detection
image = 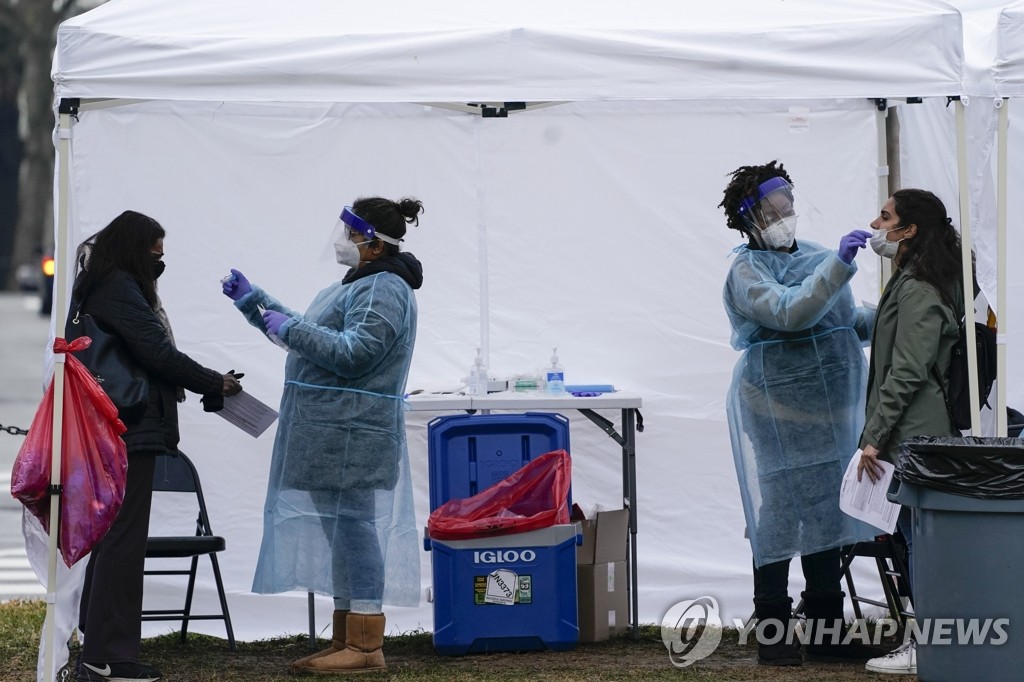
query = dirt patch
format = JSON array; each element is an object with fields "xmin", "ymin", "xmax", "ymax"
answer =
[
  {"xmin": 38, "ymin": 622, "xmax": 919, "ymax": 682},
  {"xmin": 217, "ymin": 626, "xmax": 918, "ymax": 681}
]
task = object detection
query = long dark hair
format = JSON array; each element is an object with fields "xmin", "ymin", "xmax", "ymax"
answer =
[
  {"xmin": 72, "ymin": 210, "xmax": 166, "ymax": 307},
  {"xmin": 892, "ymin": 189, "xmax": 965, "ymax": 312},
  {"xmin": 719, "ymin": 160, "xmax": 792, "ymax": 247},
  {"xmin": 352, "ymin": 197, "xmax": 424, "ymax": 257}
]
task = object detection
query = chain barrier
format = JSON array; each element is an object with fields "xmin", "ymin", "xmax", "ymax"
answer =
[{"xmin": 1, "ymin": 423, "xmax": 29, "ymax": 436}]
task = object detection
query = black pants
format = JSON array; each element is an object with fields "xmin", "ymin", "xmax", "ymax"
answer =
[
  {"xmin": 753, "ymin": 547, "xmax": 842, "ymax": 606},
  {"xmin": 79, "ymin": 452, "xmax": 157, "ymax": 663}
]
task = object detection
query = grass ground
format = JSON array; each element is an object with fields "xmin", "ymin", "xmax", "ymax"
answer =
[{"xmin": 1, "ymin": 600, "xmax": 917, "ymax": 681}]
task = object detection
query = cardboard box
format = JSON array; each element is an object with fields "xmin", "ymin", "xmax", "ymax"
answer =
[
  {"xmin": 574, "ymin": 509, "xmax": 629, "ymax": 642},
  {"xmin": 576, "ymin": 508, "xmax": 629, "ymax": 565},
  {"xmin": 577, "ymin": 560, "xmax": 628, "ymax": 642}
]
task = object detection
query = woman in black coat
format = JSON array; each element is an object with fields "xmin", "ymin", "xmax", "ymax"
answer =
[{"xmin": 68, "ymin": 210, "xmax": 241, "ymax": 682}]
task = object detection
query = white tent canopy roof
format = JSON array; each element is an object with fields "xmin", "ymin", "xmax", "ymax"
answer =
[
  {"xmin": 996, "ymin": 3, "xmax": 1024, "ymax": 96},
  {"xmin": 53, "ymin": 0, "xmax": 964, "ymax": 103}
]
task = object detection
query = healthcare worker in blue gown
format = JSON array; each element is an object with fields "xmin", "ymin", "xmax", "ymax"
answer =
[
  {"xmin": 223, "ymin": 197, "xmax": 424, "ymax": 675},
  {"xmin": 720, "ymin": 161, "xmax": 881, "ymax": 666}
]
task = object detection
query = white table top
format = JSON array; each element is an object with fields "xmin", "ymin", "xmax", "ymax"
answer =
[{"xmin": 404, "ymin": 390, "xmax": 642, "ymax": 412}]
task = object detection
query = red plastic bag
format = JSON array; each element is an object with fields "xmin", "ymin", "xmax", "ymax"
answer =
[
  {"xmin": 427, "ymin": 449, "xmax": 571, "ymax": 540},
  {"xmin": 11, "ymin": 337, "xmax": 128, "ymax": 567}
]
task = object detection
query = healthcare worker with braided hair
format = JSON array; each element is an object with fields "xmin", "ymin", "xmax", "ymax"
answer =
[
  {"xmin": 720, "ymin": 161, "xmax": 881, "ymax": 666},
  {"xmin": 223, "ymin": 197, "xmax": 424, "ymax": 674}
]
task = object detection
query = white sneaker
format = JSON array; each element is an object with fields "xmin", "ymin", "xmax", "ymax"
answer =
[{"xmin": 865, "ymin": 640, "xmax": 916, "ymax": 675}]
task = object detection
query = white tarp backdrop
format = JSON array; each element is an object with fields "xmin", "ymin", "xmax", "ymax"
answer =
[
  {"xmin": 45, "ymin": 0, "xmax": 1024, "ymax": 646},
  {"xmin": 56, "ymin": 99, "xmax": 886, "ymax": 639}
]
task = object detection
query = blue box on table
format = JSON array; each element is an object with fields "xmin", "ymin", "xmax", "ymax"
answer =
[{"xmin": 425, "ymin": 413, "xmax": 577, "ymax": 654}]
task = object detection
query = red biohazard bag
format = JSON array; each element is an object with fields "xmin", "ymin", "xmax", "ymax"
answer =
[
  {"xmin": 426, "ymin": 449, "xmax": 571, "ymax": 540},
  {"xmin": 10, "ymin": 337, "xmax": 128, "ymax": 567}
]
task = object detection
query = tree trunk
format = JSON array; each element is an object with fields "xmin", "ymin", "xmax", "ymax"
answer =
[
  {"xmin": 0, "ymin": 21, "xmax": 23, "ymax": 288},
  {"xmin": 6, "ymin": 0, "xmax": 57, "ymax": 290}
]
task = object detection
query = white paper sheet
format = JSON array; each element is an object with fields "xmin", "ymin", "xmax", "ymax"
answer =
[
  {"xmin": 214, "ymin": 390, "xmax": 279, "ymax": 438},
  {"xmin": 839, "ymin": 449, "xmax": 901, "ymax": 533}
]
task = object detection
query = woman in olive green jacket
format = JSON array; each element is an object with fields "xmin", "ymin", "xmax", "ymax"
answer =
[
  {"xmin": 856, "ymin": 188, "xmax": 964, "ymax": 676},
  {"xmin": 858, "ymin": 189, "xmax": 963, "ymax": 471}
]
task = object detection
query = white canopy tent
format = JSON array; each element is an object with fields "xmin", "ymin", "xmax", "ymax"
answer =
[
  {"xmin": 896, "ymin": 0, "xmax": 1024, "ymax": 436},
  {"xmin": 992, "ymin": 2, "xmax": 1024, "ymax": 433},
  {"xmin": 38, "ymin": 0, "xmax": 978, "ymax": 676}
]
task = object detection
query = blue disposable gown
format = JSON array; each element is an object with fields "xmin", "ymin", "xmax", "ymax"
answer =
[
  {"xmin": 724, "ymin": 241, "xmax": 876, "ymax": 567},
  {"xmin": 237, "ymin": 271, "xmax": 419, "ymax": 606}
]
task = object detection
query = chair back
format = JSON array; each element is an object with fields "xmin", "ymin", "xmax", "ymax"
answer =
[
  {"xmin": 154, "ymin": 451, "xmax": 199, "ymax": 493},
  {"xmin": 152, "ymin": 450, "xmax": 213, "ymax": 534}
]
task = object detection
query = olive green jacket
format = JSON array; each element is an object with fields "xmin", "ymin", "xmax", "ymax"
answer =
[{"xmin": 860, "ymin": 267, "xmax": 962, "ymax": 463}]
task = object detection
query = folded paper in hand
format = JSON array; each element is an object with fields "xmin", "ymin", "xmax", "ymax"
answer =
[
  {"xmin": 839, "ymin": 449, "xmax": 901, "ymax": 533},
  {"xmin": 214, "ymin": 390, "xmax": 278, "ymax": 438}
]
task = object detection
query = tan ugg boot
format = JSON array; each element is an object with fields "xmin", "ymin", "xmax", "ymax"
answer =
[
  {"xmin": 290, "ymin": 610, "xmax": 349, "ymax": 672},
  {"xmin": 304, "ymin": 612, "xmax": 386, "ymax": 674}
]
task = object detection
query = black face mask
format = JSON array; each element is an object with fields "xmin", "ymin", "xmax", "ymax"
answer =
[{"xmin": 152, "ymin": 259, "xmax": 166, "ymax": 280}]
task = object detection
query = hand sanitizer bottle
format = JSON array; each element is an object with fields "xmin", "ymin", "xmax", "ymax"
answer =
[
  {"xmin": 546, "ymin": 347, "xmax": 565, "ymax": 394},
  {"xmin": 468, "ymin": 348, "xmax": 487, "ymax": 395}
]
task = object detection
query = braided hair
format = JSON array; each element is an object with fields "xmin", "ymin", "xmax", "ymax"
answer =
[{"xmin": 719, "ymin": 160, "xmax": 793, "ymax": 247}]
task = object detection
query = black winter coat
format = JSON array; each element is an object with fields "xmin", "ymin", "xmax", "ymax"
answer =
[{"xmin": 69, "ymin": 270, "xmax": 223, "ymax": 454}]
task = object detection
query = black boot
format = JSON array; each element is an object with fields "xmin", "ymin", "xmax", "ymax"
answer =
[
  {"xmin": 801, "ymin": 590, "xmax": 886, "ymax": 662},
  {"xmin": 753, "ymin": 598, "xmax": 802, "ymax": 666}
]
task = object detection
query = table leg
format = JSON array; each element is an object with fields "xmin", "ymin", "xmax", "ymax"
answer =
[{"xmin": 622, "ymin": 408, "xmax": 639, "ymax": 639}]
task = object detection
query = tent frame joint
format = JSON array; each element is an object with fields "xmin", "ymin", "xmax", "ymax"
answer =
[{"xmin": 58, "ymin": 98, "xmax": 80, "ymax": 115}]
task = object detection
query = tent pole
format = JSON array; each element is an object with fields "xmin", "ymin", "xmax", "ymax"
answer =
[
  {"xmin": 42, "ymin": 101, "xmax": 76, "ymax": 682},
  {"xmin": 876, "ymin": 104, "xmax": 892, "ymax": 287},
  {"xmin": 473, "ymin": 117, "xmax": 490, "ymax": 370},
  {"xmin": 995, "ymin": 98, "xmax": 1009, "ymax": 437},
  {"xmin": 955, "ymin": 99, "xmax": 982, "ymax": 436}
]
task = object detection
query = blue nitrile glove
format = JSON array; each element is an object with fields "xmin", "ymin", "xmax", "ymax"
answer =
[
  {"xmin": 263, "ymin": 309, "xmax": 289, "ymax": 336},
  {"xmin": 838, "ymin": 230, "xmax": 872, "ymax": 264},
  {"xmin": 222, "ymin": 268, "xmax": 252, "ymax": 301}
]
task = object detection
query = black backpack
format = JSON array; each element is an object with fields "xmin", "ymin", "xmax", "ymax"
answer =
[{"xmin": 935, "ymin": 321, "xmax": 998, "ymax": 430}]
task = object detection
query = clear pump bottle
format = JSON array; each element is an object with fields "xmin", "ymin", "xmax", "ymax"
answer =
[
  {"xmin": 468, "ymin": 348, "xmax": 488, "ymax": 396},
  {"xmin": 546, "ymin": 347, "xmax": 565, "ymax": 394}
]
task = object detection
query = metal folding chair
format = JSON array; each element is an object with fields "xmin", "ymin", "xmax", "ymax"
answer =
[
  {"xmin": 839, "ymin": 532, "xmax": 914, "ymax": 629},
  {"xmin": 142, "ymin": 450, "xmax": 236, "ymax": 651}
]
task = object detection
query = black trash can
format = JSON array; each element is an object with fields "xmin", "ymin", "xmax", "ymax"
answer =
[{"xmin": 891, "ymin": 436, "xmax": 1024, "ymax": 682}]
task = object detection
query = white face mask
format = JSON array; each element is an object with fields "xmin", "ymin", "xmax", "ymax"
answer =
[
  {"xmin": 869, "ymin": 227, "xmax": 905, "ymax": 259},
  {"xmin": 334, "ymin": 238, "xmax": 364, "ymax": 267},
  {"xmin": 759, "ymin": 215, "xmax": 798, "ymax": 250}
]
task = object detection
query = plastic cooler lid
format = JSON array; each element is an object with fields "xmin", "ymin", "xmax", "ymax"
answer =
[{"xmin": 426, "ymin": 412, "xmax": 571, "ymax": 512}]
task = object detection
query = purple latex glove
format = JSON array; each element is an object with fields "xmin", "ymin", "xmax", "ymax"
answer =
[
  {"xmin": 262, "ymin": 309, "xmax": 289, "ymax": 336},
  {"xmin": 222, "ymin": 268, "xmax": 252, "ymax": 301},
  {"xmin": 838, "ymin": 230, "xmax": 872, "ymax": 264}
]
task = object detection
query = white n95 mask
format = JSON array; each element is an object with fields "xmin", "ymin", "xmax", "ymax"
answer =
[
  {"xmin": 334, "ymin": 238, "xmax": 363, "ymax": 267},
  {"xmin": 760, "ymin": 215, "xmax": 798, "ymax": 250}
]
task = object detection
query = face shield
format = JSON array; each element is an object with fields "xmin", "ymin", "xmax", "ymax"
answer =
[
  {"xmin": 738, "ymin": 177, "xmax": 798, "ymax": 250},
  {"xmin": 319, "ymin": 206, "xmax": 402, "ymax": 264}
]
